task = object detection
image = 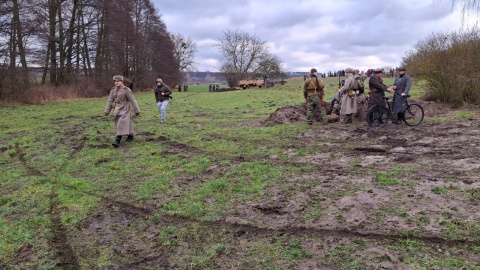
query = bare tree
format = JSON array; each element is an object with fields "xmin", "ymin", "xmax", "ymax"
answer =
[
  {"xmin": 0, "ymin": 0, "xmax": 33, "ymax": 99},
  {"xmin": 0, "ymin": 0, "xmax": 181, "ymax": 101},
  {"xmin": 449, "ymin": 0, "xmax": 480, "ymax": 13},
  {"xmin": 254, "ymin": 53, "xmax": 283, "ymax": 87},
  {"xmin": 219, "ymin": 62, "xmax": 238, "ymax": 88},
  {"xmin": 216, "ymin": 29, "xmax": 268, "ymax": 86},
  {"xmin": 171, "ymin": 33, "xmax": 197, "ymax": 72},
  {"xmin": 436, "ymin": 0, "xmax": 480, "ymax": 22}
]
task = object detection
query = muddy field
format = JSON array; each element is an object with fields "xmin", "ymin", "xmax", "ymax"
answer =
[{"xmin": 9, "ymin": 100, "xmax": 480, "ymax": 269}]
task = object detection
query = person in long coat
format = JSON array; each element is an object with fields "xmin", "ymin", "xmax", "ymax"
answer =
[
  {"xmin": 104, "ymin": 75, "xmax": 141, "ymax": 147},
  {"xmin": 369, "ymin": 68, "xmax": 394, "ymax": 107},
  {"xmin": 338, "ymin": 68, "xmax": 357, "ymax": 123},
  {"xmin": 392, "ymin": 67, "xmax": 411, "ymax": 124},
  {"xmin": 355, "ymin": 88, "xmax": 367, "ymax": 122}
]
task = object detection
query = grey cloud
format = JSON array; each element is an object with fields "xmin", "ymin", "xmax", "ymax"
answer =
[{"xmin": 153, "ymin": 0, "xmax": 468, "ymax": 72}]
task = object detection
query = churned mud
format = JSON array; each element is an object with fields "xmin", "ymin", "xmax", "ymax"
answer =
[{"xmin": 10, "ymin": 99, "xmax": 480, "ymax": 269}]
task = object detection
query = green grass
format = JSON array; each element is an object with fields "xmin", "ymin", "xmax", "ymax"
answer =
[
  {"xmin": 0, "ymin": 77, "xmax": 478, "ymax": 268},
  {"xmin": 374, "ymin": 172, "xmax": 401, "ymax": 186},
  {"xmin": 433, "ymin": 111, "xmax": 479, "ymax": 123}
]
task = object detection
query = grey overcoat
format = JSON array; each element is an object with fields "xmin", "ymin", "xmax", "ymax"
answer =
[{"xmin": 393, "ymin": 74, "xmax": 411, "ymax": 113}]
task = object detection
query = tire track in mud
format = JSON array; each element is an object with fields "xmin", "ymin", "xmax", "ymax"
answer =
[
  {"xmin": 12, "ymin": 142, "xmax": 44, "ymax": 176},
  {"xmin": 11, "ymin": 130, "xmax": 87, "ymax": 269},
  {"xmin": 48, "ymin": 134, "xmax": 86, "ymax": 269},
  {"xmin": 105, "ymin": 199, "xmax": 480, "ymax": 248},
  {"xmin": 49, "ymin": 192, "xmax": 80, "ymax": 270}
]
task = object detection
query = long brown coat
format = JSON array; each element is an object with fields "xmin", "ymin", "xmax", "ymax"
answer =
[
  {"xmin": 339, "ymin": 74, "xmax": 357, "ymax": 115},
  {"xmin": 355, "ymin": 93, "xmax": 367, "ymax": 121},
  {"xmin": 104, "ymin": 86, "xmax": 140, "ymax": 136},
  {"xmin": 368, "ymin": 75, "xmax": 389, "ymax": 106}
]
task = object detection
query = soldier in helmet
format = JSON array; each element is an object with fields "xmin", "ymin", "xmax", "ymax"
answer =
[
  {"xmin": 304, "ymin": 68, "xmax": 327, "ymax": 125},
  {"xmin": 104, "ymin": 75, "xmax": 141, "ymax": 147}
]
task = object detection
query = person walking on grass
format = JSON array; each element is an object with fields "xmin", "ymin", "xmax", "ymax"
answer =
[
  {"xmin": 104, "ymin": 75, "xmax": 141, "ymax": 147},
  {"xmin": 304, "ymin": 68, "xmax": 327, "ymax": 125},
  {"xmin": 154, "ymin": 78, "xmax": 172, "ymax": 123}
]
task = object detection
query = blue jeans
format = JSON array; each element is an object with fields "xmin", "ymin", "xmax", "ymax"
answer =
[{"xmin": 157, "ymin": 100, "xmax": 169, "ymax": 121}]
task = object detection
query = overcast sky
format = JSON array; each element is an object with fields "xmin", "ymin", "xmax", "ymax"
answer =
[{"xmin": 152, "ymin": 0, "xmax": 474, "ymax": 73}]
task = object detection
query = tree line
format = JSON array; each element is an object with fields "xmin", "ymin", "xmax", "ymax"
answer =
[{"xmin": 0, "ymin": 0, "xmax": 181, "ymax": 102}]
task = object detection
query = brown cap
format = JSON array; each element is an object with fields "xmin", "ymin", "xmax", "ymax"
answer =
[
  {"xmin": 345, "ymin": 68, "xmax": 353, "ymax": 73},
  {"xmin": 113, "ymin": 75, "xmax": 124, "ymax": 81},
  {"xmin": 310, "ymin": 68, "xmax": 317, "ymax": 73},
  {"xmin": 397, "ymin": 67, "xmax": 406, "ymax": 71},
  {"xmin": 373, "ymin": 68, "xmax": 383, "ymax": 73}
]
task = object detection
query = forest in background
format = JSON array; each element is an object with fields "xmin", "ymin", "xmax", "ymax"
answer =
[{"xmin": 0, "ymin": 0, "xmax": 180, "ymax": 103}]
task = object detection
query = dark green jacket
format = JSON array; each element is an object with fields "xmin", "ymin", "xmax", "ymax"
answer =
[{"xmin": 154, "ymin": 84, "xmax": 172, "ymax": 102}]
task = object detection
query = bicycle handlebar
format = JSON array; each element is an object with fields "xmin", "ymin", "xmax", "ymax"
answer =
[{"xmin": 383, "ymin": 94, "xmax": 411, "ymax": 100}]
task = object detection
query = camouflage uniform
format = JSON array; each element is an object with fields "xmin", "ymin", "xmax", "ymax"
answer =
[{"xmin": 304, "ymin": 69, "xmax": 327, "ymax": 125}]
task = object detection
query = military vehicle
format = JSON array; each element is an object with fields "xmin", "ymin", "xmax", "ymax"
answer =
[{"xmin": 238, "ymin": 79, "xmax": 264, "ymax": 89}]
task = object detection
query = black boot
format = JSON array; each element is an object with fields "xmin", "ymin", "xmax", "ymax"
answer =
[
  {"xmin": 126, "ymin": 134, "xmax": 134, "ymax": 142},
  {"xmin": 112, "ymin": 135, "xmax": 122, "ymax": 147},
  {"xmin": 395, "ymin": 113, "xmax": 404, "ymax": 124}
]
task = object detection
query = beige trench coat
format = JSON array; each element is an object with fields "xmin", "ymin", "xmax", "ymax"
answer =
[
  {"xmin": 339, "ymin": 74, "xmax": 357, "ymax": 115},
  {"xmin": 104, "ymin": 86, "xmax": 140, "ymax": 136}
]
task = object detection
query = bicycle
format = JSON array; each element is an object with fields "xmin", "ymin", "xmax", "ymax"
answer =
[{"xmin": 367, "ymin": 94, "xmax": 424, "ymax": 127}]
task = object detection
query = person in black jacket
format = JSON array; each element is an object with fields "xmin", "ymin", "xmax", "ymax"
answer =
[{"xmin": 154, "ymin": 79, "xmax": 172, "ymax": 123}]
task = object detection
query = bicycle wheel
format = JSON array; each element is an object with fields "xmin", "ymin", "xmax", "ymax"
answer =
[
  {"xmin": 403, "ymin": 104, "xmax": 424, "ymax": 126},
  {"xmin": 367, "ymin": 105, "xmax": 389, "ymax": 127}
]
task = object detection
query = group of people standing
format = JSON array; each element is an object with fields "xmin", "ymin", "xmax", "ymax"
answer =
[
  {"xmin": 304, "ymin": 67, "xmax": 411, "ymax": 125},
  {"xmin": 103, "ymin": 68, "xmax": 411, "ymax": 147},
  {"xmin": 104, "ymin": 76, "xmax": 171, "ymax": 147}
]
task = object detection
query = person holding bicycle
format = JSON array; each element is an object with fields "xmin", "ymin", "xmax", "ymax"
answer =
[
  {"xmin": 392, "ymin": 67, "xmax": 411, "ymax": 124},
  {"xmin": 369, "ymin": 68, "xmax": 394, "ymax": 106},
  {"xmin": 368, "ymin": 68, "xmax": 394, "ymax": 124}
]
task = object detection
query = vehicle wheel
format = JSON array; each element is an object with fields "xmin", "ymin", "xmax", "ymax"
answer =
[
  {"xmin": 367, "ymin": 105, "xmax": 389, "ymax": 127},
  {"xmin": 403, "ymin": 104, "xmax": 424, "ymax": 126}
]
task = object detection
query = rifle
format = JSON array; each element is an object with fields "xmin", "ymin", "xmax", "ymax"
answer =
[
  {"xmin": 128, "ymin": 77, "xmax": 135, "ymax": 90},
  {"xmin": 313, "ymin": 75, "xmax": 325, "ymax": 106},
  {"xmin": 338, "ymin": 72, "xmax": 341, "ymax": 89}
]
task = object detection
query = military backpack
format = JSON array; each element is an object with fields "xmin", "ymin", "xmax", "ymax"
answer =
[{"xmin": 352, "ymin": 77, "xmax": 364, "ymax": 91}]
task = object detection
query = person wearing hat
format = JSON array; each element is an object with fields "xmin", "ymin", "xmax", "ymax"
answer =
[
  {"xmin": 368, "ymin": 68, "xmax": 394, "ymax": 124},
  {"xmin": 392, "ymin": 67, "xmax": 411, "ymax": 124},
  {"xmin": 304, "ymin": 68, "xmax": 327, "ymax": 125},
  {"xmin": 337, "ymin": 67, "xmax": 357, "ymax": 123},
  {"xmin": 369, "ymin": 68, "xmax": 394, "ymax": 107},
  {"xmin": 104, "ymin": 75, "xmax": 141, "ymax": 147},
  {"xmin": 154, "ymin": 78, "xmax": 172, "ymax": 123}
]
